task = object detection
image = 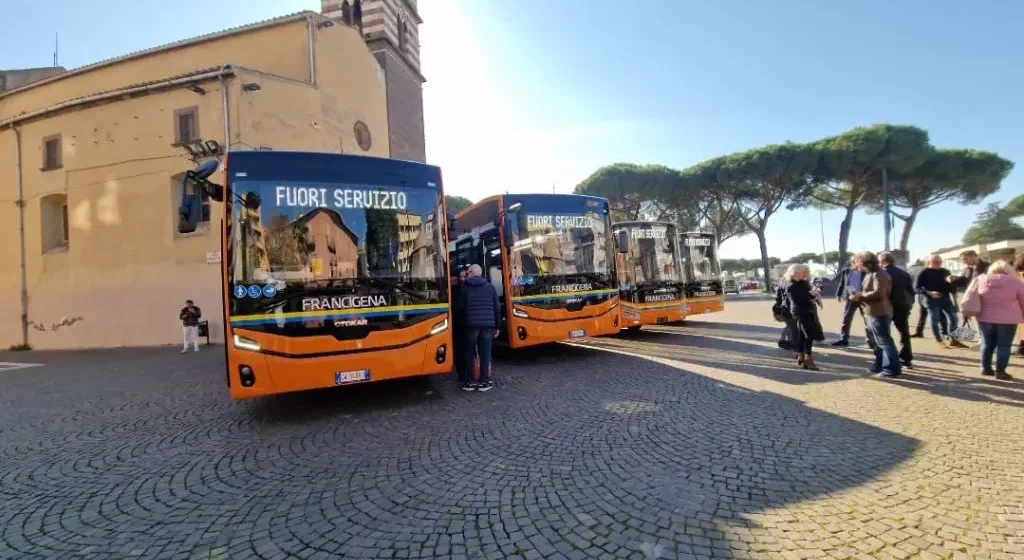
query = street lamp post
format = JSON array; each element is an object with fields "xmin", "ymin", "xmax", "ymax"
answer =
[{"xmin": 882, "ymin": 167, "xmax": 891, "ymax": 251}]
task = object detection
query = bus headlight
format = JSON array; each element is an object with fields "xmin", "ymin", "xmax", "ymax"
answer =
[
  {"xmin": 233, "ymin": 334, "xmax": 261, "ymax": 352},
  {"xmin": 429, "ymin": 319, "xmax": 449, "ymax": 335},
  {"xmin": 512, "ymin": 308, "xmax": 529, "ymax": 319}
]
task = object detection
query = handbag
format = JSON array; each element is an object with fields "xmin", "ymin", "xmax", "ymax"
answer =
[{"xmin": 959, "ymin": 287, "xmax": 982, "ymax": 318}]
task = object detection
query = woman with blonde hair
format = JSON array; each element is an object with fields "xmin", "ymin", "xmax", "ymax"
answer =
[
  {"xmin": 784, "ymin": 263, "xmax": 824, "ymax": 370},
  {"xmin": 961, "ymin": 259, "xmax": 1024, "ymax": 379}
]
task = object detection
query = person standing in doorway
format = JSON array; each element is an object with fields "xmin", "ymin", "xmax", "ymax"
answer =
[
  {"xmin": 879, "ymin": 252, "xmax": 915, "ymax": 368},
  {"xmin": 179, "ymin": 300, "xmax": 202, "ymax": 353},
  {"xmin": 451, "ymin": 268, "xmax": 469, "ymax": 384},
  {"xmin": 832, "ymin": 256, "xmax": 864, "ymax": 347},
  {"xmin": 455, "ymin": 264, "xmax": 500, "ymax": 392}
]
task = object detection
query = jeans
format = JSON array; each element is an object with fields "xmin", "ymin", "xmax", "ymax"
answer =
[
  {"xmin": 463, "ymin": 327, "xmax": 495, "ymax": 383},
  {"xmin": 924, "ymin": 297, "xmax": 957, "ymax": 342},
  {"xmin": 892, "ymin": 304, "xmax": 913, "ymax": 364},
  {"xmin": 979, "ymin": 323, "xmax": 1016, "ymax": 373},
  {"xmin": 838, "ymin": 298, "xmax": 862, "ymax": 341},
  {"xmin": 866, "ymin": 315, "xmax": 901, "ymax": 375}
]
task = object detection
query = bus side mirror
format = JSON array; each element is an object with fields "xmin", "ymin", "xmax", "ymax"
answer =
[{"xmin": 614, "ymin": 230, "xmax": 629, "ymax": 253}]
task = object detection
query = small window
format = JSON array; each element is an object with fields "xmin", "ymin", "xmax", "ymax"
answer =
[
  {"xmin": 41, "ymin": 193, "xmax": 69, "ymax": 252},
  {"xmin": 399, "ymin": 19, "xmax": 407, "ymax": 49},
  {"xmin": 42, "ymin": 135, "xmax": 62, "ymax": 170},
  {"xmin": 174, "ymin": 107, "xmax": 199, "ymax": 144}
]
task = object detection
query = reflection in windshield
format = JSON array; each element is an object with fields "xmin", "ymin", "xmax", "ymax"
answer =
[
  {"xmin": 230, "ymin": 182, "xmax": 444, "ymax": 286},
  {"xmin": 508, "ymin": 212, "xmax": 608, "ymax": 277},
  {"xmin": 618, "ymin": 224, "xmax": 680, "ymax": 285},
  {"xmin": 681, "ymin": 234, "xmax": 720, "ymax": 282}
]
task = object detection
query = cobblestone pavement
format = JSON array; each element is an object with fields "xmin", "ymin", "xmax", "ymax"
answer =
[{"xmin": 1, "ymin": 298, "xmax": 1022, "ymax": 560}]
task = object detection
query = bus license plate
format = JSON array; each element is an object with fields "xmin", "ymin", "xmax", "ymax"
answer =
[
  {"xmin": 335, "ymin": 369, "xmax": 370, "ymax": 385},
  {"xmin": 569, "ymin": 329, "xmax": 586, "ymax": 339},
  {"xmin": 656, "ymin": 316, "xmax": 668, "ymax": 324}
]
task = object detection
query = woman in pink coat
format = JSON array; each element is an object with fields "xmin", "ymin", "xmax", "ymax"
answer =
[{"xmin": 962, "ymin": 260, "xmax": 1024, "ymax": 380}]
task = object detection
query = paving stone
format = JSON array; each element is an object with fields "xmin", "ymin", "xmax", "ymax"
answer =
[{"xmin": 1, "ymin": 301, "xmax": 1021, "ymax": 559}]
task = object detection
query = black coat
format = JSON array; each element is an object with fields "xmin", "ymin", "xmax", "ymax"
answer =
[
  {"xmin": 883, "ymin": 265, "xmax": 914, "ymax": 308},
  {"xmin": 455, "ymin": 276, "xmax": 501, "ymax": 328},
  {"xmin": 785, "ymin": 280, "xmax": 825, "ymax": 342}
]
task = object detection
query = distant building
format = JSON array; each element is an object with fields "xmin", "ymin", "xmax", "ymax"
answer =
[
  {"xmin": 930, "ymin": 239, "xmax": 1024, "ymax": 273},
  {"xmin": 0, "ymin": 11, "xmax": 394, "ymax": 349},
  {"xmin": 0, "ymin": 67, "xmax": 67, "ymax": 92}
]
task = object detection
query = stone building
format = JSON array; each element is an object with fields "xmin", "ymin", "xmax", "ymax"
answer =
[
  {"xmin": 0, "ymin": 11, "xmax": 400, "ymax": 349},
  {"xmin": 321, "ymin": 0, "xmax": 426, "ymax": 162}
]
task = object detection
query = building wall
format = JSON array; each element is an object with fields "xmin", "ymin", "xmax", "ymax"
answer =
[
  {"xmin": 378, "ymin": 49, "xmax": 425, "ymax": 162},
  {"xmin": 0, "ymin": 19, "xmax": 391, "ymax": 350},
  {"xmin": 0, "ymin": 20, "xmax": 311, "ymax": 118}
]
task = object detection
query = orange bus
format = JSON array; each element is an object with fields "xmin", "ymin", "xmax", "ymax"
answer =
[
  {"xmin": 449, "ymin": 194, "xmax": 620, "ymax": 348},
  {"xmin": 178, "ymin": 151, "xmax": 453, "ymax": 400},
  {"xmin": 612, "ymin": 221, "xmax": 688, "ymax": 330},
  {"xmin": 678, "ymin": 231, "xmax": 725, "ymax": 315}
]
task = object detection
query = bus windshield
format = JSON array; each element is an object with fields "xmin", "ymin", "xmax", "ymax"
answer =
[
  {"xmin": 228, "ymin": 180, "xmax": 447, "ymax": 333},
  {"xmin": 506, "ymin": 195, "xmax": 613, "ymax": 286},
  {"xmin": 620, "ymin": 223, "xmax": 681, "ymax": 285},
  {"xmin": 681, "ymin": 233, "xmax": 720, "ymax": 282}
]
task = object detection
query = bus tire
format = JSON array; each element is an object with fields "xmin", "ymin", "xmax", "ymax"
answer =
[{"xmin": 626, "ymin": 325, "xmax": 642, "ymax": 331}]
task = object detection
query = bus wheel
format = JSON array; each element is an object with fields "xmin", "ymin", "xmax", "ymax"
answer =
[{"xmin": 626, "ymin": 325, "xmax": 642, "ymax": 331}]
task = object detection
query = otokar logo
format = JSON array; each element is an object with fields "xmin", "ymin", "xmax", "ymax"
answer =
[{"xmin": 303, "ymin": 294, "xmax": 388, "ymax": 311}]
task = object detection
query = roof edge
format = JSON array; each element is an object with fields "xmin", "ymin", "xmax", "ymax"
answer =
[{"xmin": 0, "ymin": 12, "xmax": 316, "ymax": 100}]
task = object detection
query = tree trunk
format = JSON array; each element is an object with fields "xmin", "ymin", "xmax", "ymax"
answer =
[
  {"xmin": 836, "ymin": 203, "xmax": 856, "ymax": 270},
  {"xmin": 757, "ymin": 227, "xmax": 772, "ymax": 291},
  {"xmin": 898, "ymin": 206, "xmax": 919, "ymax": 252}
]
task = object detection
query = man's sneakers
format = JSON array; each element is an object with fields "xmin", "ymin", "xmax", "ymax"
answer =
[
  {"xmin": 945, "ymin": 339, "xmax": 968, "ymax": 349},
  {"xmin": 831, "ymin": 339, "xmax": 849, "ymax": 347},
  {"xmin": 461, "ymin": 381, "xmax": 494, "ymax": 392}
]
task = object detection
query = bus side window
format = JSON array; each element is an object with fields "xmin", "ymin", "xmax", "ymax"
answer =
[{"xmin": 489, "ymin": 265, "xmax": 503, "ymax": 297}]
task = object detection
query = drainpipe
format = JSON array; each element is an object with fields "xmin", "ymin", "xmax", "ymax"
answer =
[
  {"xmin": 219, "ymin": 66, "xmax": 231, "ymax": 151},
  {"xmin": 13, "ymin": 126, "xmax": 29, "ymax": 347}
]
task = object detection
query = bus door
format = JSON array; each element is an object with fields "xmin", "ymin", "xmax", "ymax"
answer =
[{"xmin": 479, "ymin": 230, "xmax": 507, "ymax": 342}]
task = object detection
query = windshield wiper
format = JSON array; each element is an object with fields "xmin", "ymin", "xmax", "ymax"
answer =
[{"xmin": 362, "ymin": 277, "xmax": 431, "ymax": 302}]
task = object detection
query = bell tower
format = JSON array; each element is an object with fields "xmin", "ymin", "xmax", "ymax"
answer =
[{"xmin": 322, "ymin": 0, "xmax": 426, "ymax": 162}]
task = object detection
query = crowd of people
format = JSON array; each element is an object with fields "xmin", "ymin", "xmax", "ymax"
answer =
[{"xmin": 774, "ymin": 250, "xmax": 1024, "ymax": 380}]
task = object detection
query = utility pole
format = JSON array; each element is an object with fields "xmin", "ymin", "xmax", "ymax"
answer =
[
  {"xmin": 882, "ymin": 167, "xmax": 891, "ymax": 251},
  {"xmin": 819, "ymin": 209, "xmax": 828, "ymax": 272}
]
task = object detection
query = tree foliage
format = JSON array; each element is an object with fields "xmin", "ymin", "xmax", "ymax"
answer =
[
  {"xmin": 574, "ymin": 163, "xmax": 685, "ymax": 224},
  {"xmin": 811, "ymin": 124, "xmax": 932, "ymax": 268},
  {"xmin": 573, "ymin": 122, "xmax": 1014, "ymax": 269},
  {"xmin": 885, "ymin": 149, "xmax": 1014, "ymax": 250},
  {"xmin": 445, "ymin": 195, "xmax": 473, "ymax": 215},
  {"xmin": 674, "ymin": 157, "xmax": 747, "ymax": 245},
  {"xmin": 962, "ymin": 203, "xmax": 1024, "ymax": 245},
  {"xmin": 717, "ymin": 142, "xmax": 820, "ymax": 289}
]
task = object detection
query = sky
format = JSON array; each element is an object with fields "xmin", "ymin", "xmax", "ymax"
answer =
[{"xmin": 3, "ymin": 0, "xmax": 1021, "ymax": 261}]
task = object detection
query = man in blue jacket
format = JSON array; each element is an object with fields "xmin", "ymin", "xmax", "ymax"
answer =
[
  {"xmin": 455, "ymin": 264, "xmax": 501, "ymax": 392},
  {"xmin": 832, "ymin": 256, "xmax": 864, "ymax": 346}
]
